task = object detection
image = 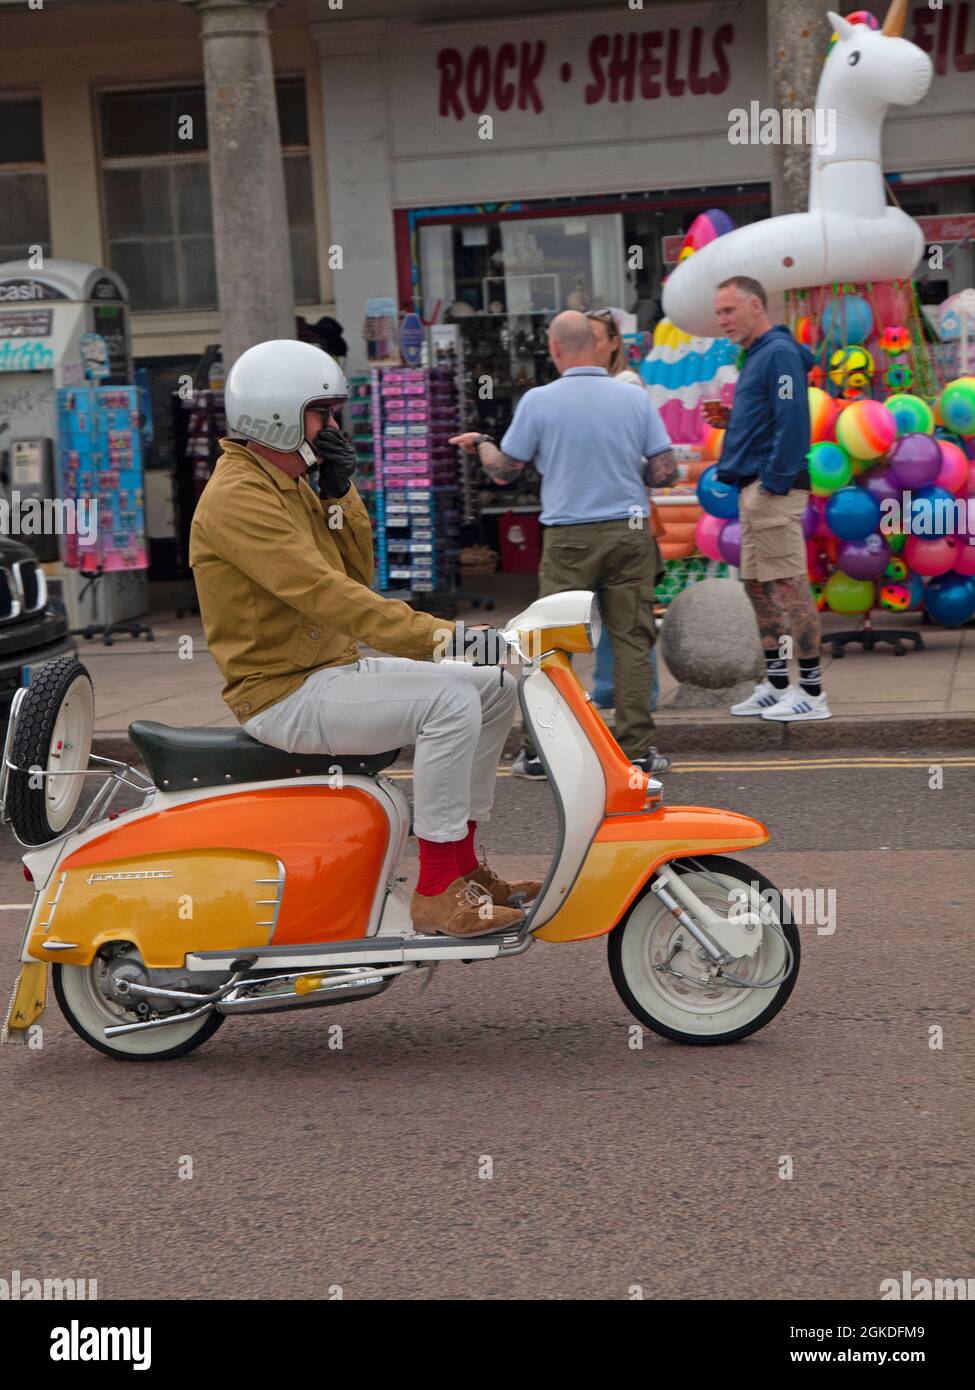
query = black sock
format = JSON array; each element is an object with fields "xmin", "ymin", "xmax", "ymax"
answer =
[
  {"xmin": 764, "ymin": 649, "xmax": 789, "ymax": 691},
  {"xmin": 798, "ymin": 657, "xmax": 822, "ymax": 697}
]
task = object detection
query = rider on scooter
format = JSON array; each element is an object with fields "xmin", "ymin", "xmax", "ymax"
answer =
[{"xmin": 189, "ymin": 339, "xmax": 541, "ymax": 939}]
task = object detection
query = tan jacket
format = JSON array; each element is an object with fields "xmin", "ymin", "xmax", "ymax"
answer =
[{"xmin": 189, "ymin": 439, "xmax": 455, "ymax": 722}]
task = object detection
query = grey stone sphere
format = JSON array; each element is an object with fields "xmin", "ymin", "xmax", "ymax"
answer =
[{"xmin": 659, "ymin": 578, "xmax": 764, "ymax": 689}]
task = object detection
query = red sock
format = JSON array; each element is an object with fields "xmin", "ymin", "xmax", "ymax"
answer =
[
  {"xmin": 456, "ymin": 820, "xmax": 478, "ymax": 876},
  {"xmin": 416, "ymin": 836, "xmax": 464, "ymax": 896}
]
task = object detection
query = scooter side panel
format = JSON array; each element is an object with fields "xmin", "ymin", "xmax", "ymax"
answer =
[
  {"xmin": 533, "ymin": 806, "xmax": 769, "ymax": 943},
  {"xmin": 25, "ymin": 848, "xmax": 280, "ymax": 967},
  {"xmin": 40, "ymin": 785, "xmax": 390, "ymax": 958}
]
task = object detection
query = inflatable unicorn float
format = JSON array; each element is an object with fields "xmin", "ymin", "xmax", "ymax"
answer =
[{"xmin": 662, "ymin": 0, "xmax": 934, "ymax": 337}]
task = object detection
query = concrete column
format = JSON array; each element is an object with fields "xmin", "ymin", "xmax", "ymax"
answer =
[
  {"xmin": 311, "ymin": 17, "xmax": 397, "ymax": 375},
  {"xmin": 182, "ymin": 0, "xmax": 296, "ymax": 370},
  {"xmin": 766, "ymin": 0, "xmax": 831, "ymax": 215}
]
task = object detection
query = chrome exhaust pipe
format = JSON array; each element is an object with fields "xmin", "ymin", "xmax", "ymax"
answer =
[{"xmin": 216, "ymin": 966, "xmax": 403, "ymax": 1016}]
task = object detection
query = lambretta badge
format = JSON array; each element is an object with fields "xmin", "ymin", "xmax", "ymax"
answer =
[{"xmin": 86, "ymin": 870, "xmax": 174, "ymax": 885}]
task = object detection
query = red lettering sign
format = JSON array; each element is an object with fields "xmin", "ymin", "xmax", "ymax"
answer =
[
  {"xmin": 911, "ymin": 0, "xmax": 975, "ymax": 74},
  {"xmin": 916, "ymin": 214, "xmax": 975, "ymax": 242}
]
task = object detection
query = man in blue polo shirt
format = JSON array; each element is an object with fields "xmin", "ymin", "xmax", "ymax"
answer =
[{"xmin": 450, "ymin": 310, "xmax": 675, "ymax": 776}]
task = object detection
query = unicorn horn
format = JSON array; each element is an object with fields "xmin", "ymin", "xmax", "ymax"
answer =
[{"xmin": 882, "ymin": 0, "xmax": 908, "ymax": 36}]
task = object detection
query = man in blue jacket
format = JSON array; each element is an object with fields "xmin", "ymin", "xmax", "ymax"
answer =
[{"xmin": 705, "ymin": 276, "xmax": 830, "ymax": 722}]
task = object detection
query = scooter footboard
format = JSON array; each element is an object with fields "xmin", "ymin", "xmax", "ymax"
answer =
[{"xmin": 533, "ymin": 806, "xmax": 769, "ymax": 944}]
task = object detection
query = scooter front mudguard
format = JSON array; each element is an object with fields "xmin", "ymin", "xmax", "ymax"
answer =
[
  {"xmin": 533, "ymin": 805, "xmax": 769, "ymax": 944},
  {"xmin": 1, "ymin": 961, "xmax": 48, "ymax": 1042}
]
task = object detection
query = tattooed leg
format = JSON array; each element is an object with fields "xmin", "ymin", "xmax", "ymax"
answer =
[
  {"xmin": 773, "ymin": 575, "xmax": 821, "ymax": 659},
  {"xmin": 743, "ymin": 579, "xmax": 787, "ymax": 648}
]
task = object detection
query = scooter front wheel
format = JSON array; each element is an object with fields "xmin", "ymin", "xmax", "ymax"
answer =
[
  {"xmin": 53, "ymin": 957, "xmax": 226, "ymax": 1061},
  {"xmin": 608, "ymin": 855, "xmax": 800, "ymax": 1045}
]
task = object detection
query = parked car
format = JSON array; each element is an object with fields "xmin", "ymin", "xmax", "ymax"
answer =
[{"xmin": 0, "ymin": 537, "xmax": 77, "ymax": 735}]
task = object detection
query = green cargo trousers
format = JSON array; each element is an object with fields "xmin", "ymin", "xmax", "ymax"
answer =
[{"xmin": 521, "ymin": 518, "xmax": 659, "ymax": 760}]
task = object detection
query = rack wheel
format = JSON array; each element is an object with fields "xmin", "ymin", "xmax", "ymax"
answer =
[{"xmin": 5, "ymin": 657, "xmax": 95, "ymax": 845}]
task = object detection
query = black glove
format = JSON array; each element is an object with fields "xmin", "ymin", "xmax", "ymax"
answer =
[
  {"xmin": 311, "ymin": 425, "xmax": 357, "ymax": 497},
  {"xmin": 444, "ymin": 625, "xmax": 507, "ymax": 666}
]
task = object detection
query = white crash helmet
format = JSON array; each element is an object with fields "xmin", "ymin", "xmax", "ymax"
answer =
[{"xmin": 224, "ymin": 339, "xmax": 349, "ymax": 468}]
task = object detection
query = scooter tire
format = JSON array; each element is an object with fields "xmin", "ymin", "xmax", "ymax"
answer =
[
  {"xmin": 53, "ymin": 963, "xmax": 226, "ymax": 1062},
  {"xmin": 607, "ymin": 855, "xmax": 801, "ymax": 1046}
]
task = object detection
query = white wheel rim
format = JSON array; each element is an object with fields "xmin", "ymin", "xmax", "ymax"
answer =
[
  {"xmin": 58, "ymin": 955, "xmax": 214, "ymax": 1057},
  {"xmin": 45, "ymin": 676, "xmax": 94, "ymax": 831},
  {"xmin": 620, "ymin": 869, "xmax": 789, "ymax": 1038}
]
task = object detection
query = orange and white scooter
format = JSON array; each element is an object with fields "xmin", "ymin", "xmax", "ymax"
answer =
[{"xmin": 1, "ymin": 591, "xmax": 799, "ymax": 1061}]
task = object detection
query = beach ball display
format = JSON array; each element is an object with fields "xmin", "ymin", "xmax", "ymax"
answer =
[
  {"xmin": 808, "ymin": 441, "xmax": 852, "ymax": 495},
  {"xmin": 801, "ymin": 500, "xmax": 820, "ymax": 538},
  {"xmin": 837, "ymin": 532, "xmax": 890, "ymax": 580},
  {"xmin": 886, "ymin": 432, "xmax": 942, "ymax": 489},
  {"xmin": 835, "ymin": 398, "xmax": 896, "ymax": 460},
  {"xmin": 903, "ymin": 534, "xmax": 957, "ymax": 577},
  {"xmin": 829, "ymin": 345, "xmax": 874, "ymax": 390},
  {"xmin": 717, "ymin": 519, "xmax": 742, "ymax": 567},
  {"xmin": 825, "ymin": 486, "xmax": 881, "ymax": 541},
  {"xmin": 808, "ymin": 386, "xmax": 840, "ymax": 444},
  {"xmin": 697, "ymin": 464, "xmax": 739, "ymax": 519},
  {"xmin": 879, "ymin": 572, "xmax": 924, "ymax": 611},
  {"xmin": 694, "ymin": 512, "xmax": 726, "ymax": 562},
  {"xmin": 935, "ymin": 438, "xmax": 970, "ymax": 494},
  {"xmin": 822, "ymin": 296, "xmax": 874, "ymax": 347},
  {"xmin": 939, "ymin": 378, "xmax": 975, "ymax": 436},
  {"xmin": 909, "ymin": 485, "xmax": 957, "ymax": 539},
  {"xmin": 923, "ymin": 572, "xmax": 975, "ymax": 626},
  {"xmin": 885, "ymin": 393, "xmax": 935, "ymax": 437},
  {"xmin": 825, "ymin": 570, "xmax": 874, "ymax": 614}
]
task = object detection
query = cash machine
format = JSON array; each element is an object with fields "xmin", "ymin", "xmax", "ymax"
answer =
[{"xmin": 0, "ymin": 259, "xmax": 149, "ymax": 629}]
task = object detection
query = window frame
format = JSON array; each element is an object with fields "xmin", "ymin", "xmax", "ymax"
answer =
[{"xmin": 0, "ymin": 89, "xmax": 52, "ymax": 263}]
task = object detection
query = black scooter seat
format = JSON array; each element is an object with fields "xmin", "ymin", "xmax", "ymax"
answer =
[{"xmin": 129, "ymin": 721, "xmax": 399, "ymax": 793}]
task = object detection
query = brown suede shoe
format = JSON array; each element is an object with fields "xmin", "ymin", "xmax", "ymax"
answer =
[
  {"xmin": 411, "ymin": 876, "xmax": 525, "ymax": 938},
  {"xmin": 465, "ymin": 861, "xmax": 542, "ymax": 907}
]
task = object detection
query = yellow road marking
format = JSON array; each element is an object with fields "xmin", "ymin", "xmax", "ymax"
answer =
[{"xmin": 381, "ymin": 756, "xmax": 975, "ymax": 779}]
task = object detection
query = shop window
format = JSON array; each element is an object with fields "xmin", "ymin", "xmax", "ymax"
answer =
[
  {"xmin": 0, "ymin": 95, "xmax": 51, "ymax": 264},
  {"xmin": 99, "ymin": 79, "xmax": 319, "ymax": 311}
]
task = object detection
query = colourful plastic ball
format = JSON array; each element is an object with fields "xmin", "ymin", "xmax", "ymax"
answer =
[
  {"xmin": 885, "ymin": 365, "xmax": 914, "ymax": 391},
  {"xmin": 825, "ymin": 570, "xmax": 875, "ymax": 614},
  {"xmin": 910, "ymin": 485, "xmax": 958, "ymax": 539},
  {"xmin": 903, "ymin": 534, "xmax": 958, "ymax": 577},
  {"xmin": 837, "ymin": 532, "xmax": 890, "ymax": 580},
  {"xmin": 808, "ymin": 386, "xmax": 839, "ymax": 444},
  {"xmin": 829, "ymin": 345, "xmax": 874, "ymax": 389},
  {"xmin": 697, "ymin": 464, "xmax": 739, "ymax": 519},
  {"xmin": 886, "ymin": 432, "xmax": 942, "ymax": 489},
  {"xmin": 825, "ymin": 486, "xmax": 882, "ymax": 541},
  {"xmin": 717, "ymin": 519, "xmax": 741, "ymax": 567},
  {"xmin": 694, "ymin": 512, "xmax": 726, "ymax": 561},
  {"xmin": 939, "ymin": 378, "xmax": 975, "ymax": 437},
  {"xmin": 809, "ymin": 441, "xmax": 853, "ymax": 496},
  {"xmin": 835, "ymin": 398, "xmax": 896, "ymax": 460},
  {"xmin": 810, "ymin": 581, "xmax": 828, "ymax": 611},
  {"xmin": 879, "ymin": 572, "xmax": 924, "ymax": 611},
  {"xmin": 879, "ymin": 325, "xmax": 911, "ymax": 354},
  {"xmin": 887, "ymin": 531, "xmax": 907, "ymax": 554},
  {"xmin": 953, "ymin": 539, "xmax": 975, "ymax": 578},
  {"xmin": 885, "ymin": 555, "xmax": 909, "ymax": 582},
  {"xmin": 934, "ymin": 438, "xmax": 970, "ymax": 494},
  {"xmin": 923, "ymin": 572, "xmax": 975, "ymax": 626},
  {"xmin": 822, "ymin": 296, "xmax": 874, "ymax": 348},
  {"xmin": 885, "ymin": 393, "xmax": 935, "ymax": 437}
]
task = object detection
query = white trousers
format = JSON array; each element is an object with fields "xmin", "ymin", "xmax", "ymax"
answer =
[{"xmin": 242, "ymin": 657, "xmax": 518, "ymax": 843}]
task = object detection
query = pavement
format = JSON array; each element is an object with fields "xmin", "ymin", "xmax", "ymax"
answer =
[{"xmin": 76, "ymin": 573, "xmax": 975, "ymax": 760}]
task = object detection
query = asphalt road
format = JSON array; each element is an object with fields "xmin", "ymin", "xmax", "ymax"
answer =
[{"xmin": 0, "ymin": 751, "xmax": 971, "ymax": 1301}]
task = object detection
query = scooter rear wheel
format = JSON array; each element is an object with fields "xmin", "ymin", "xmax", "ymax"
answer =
[
  {"xmin": 53, "ymin": 957, "xmax": 225, "ymax": 1061},
  {"xmin": 607, "ymin": 855, "xmax": 800, "ymax": 1045}
]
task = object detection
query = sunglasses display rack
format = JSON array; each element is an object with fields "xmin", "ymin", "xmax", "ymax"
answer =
[
  {"xmin": 56, "ymin": 384, "xmax": 149, "ymax": 573},
  {"xmin": 344, "ymin": 374, "xmax": 378, "ymax": 526},
  {"xmin": 372, "ymin": 366, "xmax": 461, "ymax": 599}
]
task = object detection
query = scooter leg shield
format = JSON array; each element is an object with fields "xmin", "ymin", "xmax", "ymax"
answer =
[{"xmin": 534, "ymin": 806, "xmax": 769, "ymax": 944}]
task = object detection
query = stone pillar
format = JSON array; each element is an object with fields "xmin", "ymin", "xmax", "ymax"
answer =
[
  {"xmin": 182, "ymin": 0, "xmax": 296, "ymax": 370},
  {"xmin": 766, "ymin": 0, "xmax": 830, "ymax": 215},
  {"xmin": 311, "ymin": 17, "xmax": 398, "ymax": 376}
]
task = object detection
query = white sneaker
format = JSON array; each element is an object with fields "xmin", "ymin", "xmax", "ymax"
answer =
[
  {"xmin": 760, "ymin": 686, "xmax": 832, "ymax": 722},
  {"xmin": 730, "ymin": 680, "xmax": 786, "ymax": 716}
]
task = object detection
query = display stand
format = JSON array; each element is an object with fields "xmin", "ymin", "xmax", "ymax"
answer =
[
  {"xmin": 169, "ymin": 386, "xmax": 226, "ymax": 618},
  {"xmin": 435, "ymin": 336, "xmax": 495, "ymax": 613},
  {"xmin": 70, "ymin": 567, "xmax": 154, "ymax": 646},
  {"xmin": 824, "ymin": 614, "xmax": 924, "ymax": 658}
]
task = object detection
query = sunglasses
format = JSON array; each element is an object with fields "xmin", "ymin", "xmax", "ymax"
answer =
[{"xmin": 586, "ymin": 308, "xmax": 619, "ymax": 335}]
